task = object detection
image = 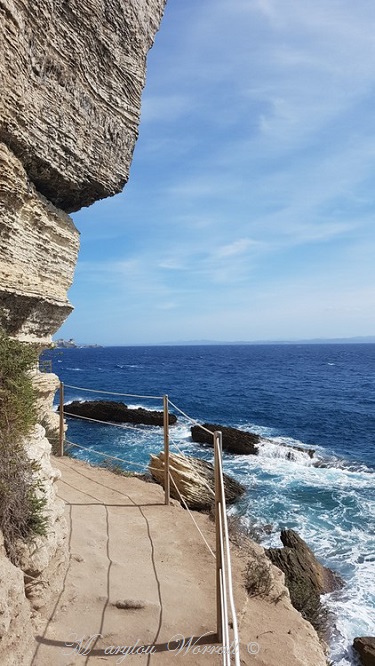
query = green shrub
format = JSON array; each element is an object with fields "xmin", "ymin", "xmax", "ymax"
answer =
[{"xmin": 0, "ymin": 331, "xmax": 48, "ymax": 564}]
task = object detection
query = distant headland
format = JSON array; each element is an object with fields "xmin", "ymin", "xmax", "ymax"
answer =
[{"xmin": 53, "ymin": 338, "xmax": 102, "ymax": 349}]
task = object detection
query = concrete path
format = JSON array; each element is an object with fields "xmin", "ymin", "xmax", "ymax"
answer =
[{"xmin": 31, "ymin": 457, "xmax": 223, "ymax": 666}]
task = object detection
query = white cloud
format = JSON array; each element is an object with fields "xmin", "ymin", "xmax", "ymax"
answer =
[
  {"xmin": 214, "ymin": 238, "xmax": 259, "ymax": 258},
  {"xmin": 65, "ymin": 0, "xmax": 375, "ymax": 343}
]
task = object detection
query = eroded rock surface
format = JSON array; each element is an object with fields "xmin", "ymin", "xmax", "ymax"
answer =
[
  {"xmin": 0, "ymin": 143, "xmax": 79, "ymax": 344},
  {"xmin": 353, "ymin": 637, "xmax": 375, "ymax": 666},
  {"xmin": 149, "ymin": 451, "xmax": 245, "ymax": 510},
  {"xmin": 266, "ymin": 529, "xmax": 343, "ymax": 631},
  {"xmin": 0, "ymin": 0, "xmax": 166, "ymax": 212},
  {"xmin": 0, "ymin": 531, "xmax": 34, "ymax": 666}
]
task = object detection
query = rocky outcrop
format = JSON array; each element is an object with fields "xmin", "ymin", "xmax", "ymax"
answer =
[
  {"xmin": 353, "ymin": 637, "xmax": 375, "ymax": 666},
  {"xmin": 33, "ymin": 371, "xmax": 62, "ymax": 450},
  {"xmin": 0, "ymin": 531, "xmax": 34, "ymax": 666},
  {"xmin": 191, "ymin": 422, "xmax": 315, "ymax": 458},
  {"xmin": 191, "ymin": 423, "xmax": 260, "ymax": 454},
  {"xmin": 0, "ymin": 143, "xmax": 79, "ymax": 345},
  {"xmin": 149, "ymin": 451, "xmax": 245, "ymax": 510},
  {"xmin": 0, "ymin": 0, "xmax": 166, "ymax": 661},
  {"xmin": 266, "ymin": 529, "xmax": 343, "ymax": 631},
  {"xmin": 0, "ymin": 0, "xmax": 166, "ymax": 212},
  {"xmin": 63, "ymin": 399, "xmax": 177, "ymax": 426}
]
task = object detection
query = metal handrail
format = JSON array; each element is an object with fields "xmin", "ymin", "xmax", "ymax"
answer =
[{"xmin": 214, "ymin": 431, "xmax": 241, "ymax": 666}]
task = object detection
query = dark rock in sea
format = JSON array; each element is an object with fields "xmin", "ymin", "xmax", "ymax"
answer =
[
  {"xmin": 191, "ymin": 423, "xmax": 315, "ymax": 458},
  {"xmin": 149, "ymin": 451, "xmax": 245, "ymax": 511},
  {"xmin": 266, "ymin": 529, "xmax": 343, "ymax": 633},
  {"xmin": 353, "ymin": 637, "xmax": 375, "ymax": 666},
  {"xmin": 191, "ymin": 423, "xmax": 260, "ymax": 455},
  {"xmin": 63, "ymin": 400, "xmax": 177, "ymax": 426}
]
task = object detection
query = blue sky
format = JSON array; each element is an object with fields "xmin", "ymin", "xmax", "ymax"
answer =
[{"xmin": 57, "ymin": 0, "xmax": 375, "ymax": 345}]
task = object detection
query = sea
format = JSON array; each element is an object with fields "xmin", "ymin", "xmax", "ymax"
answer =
[{"xmin": 41, "ymin": 343, "xmax": 375, "ymax": 665}]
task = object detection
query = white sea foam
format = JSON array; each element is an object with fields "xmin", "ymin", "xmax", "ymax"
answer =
[
  {"xmin": 257, "ymin": 438, "xmax": 314, "ymax": 465},
  {"xmin": 221, "ymin": 435, "xmax": 374, "ymax": 666}
]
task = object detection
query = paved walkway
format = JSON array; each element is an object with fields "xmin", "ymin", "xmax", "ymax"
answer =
[{"xmin": 31, "ymin": 457, "xmax": 223, "ymax": 666}]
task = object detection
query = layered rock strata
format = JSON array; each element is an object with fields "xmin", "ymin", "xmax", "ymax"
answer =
[
  {"xmin": 0, "ymin": 1, "xmax": 166, "ymax": 663},
  {"xmin": 0, "ymin": 0, "xmax": 166, "ymax": 212},
  {"xmin": 0, "ymin": 142, "xmax": 79, "ymax": 344},
  {"xmin": 266, "ymin": 529, "xmax": 343, "ymax": 631},
  {"xmin": 149, "ymin": 451, "xmax": 245, "ymax": 510}
]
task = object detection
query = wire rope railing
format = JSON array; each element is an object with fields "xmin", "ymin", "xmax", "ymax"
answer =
[
  {"xmin": 56, "ymin": 382, "xmax": 241, "ymax": 663},
  {"xmin": 65, "ymin": 440, "xmax": 163, "ymax": 476},
  {"xmin": 63, "ymin": 411, "xmax": 146, "ymax": 432},
  {"xmin": 64, "ymin": 383, "xmax": 163, "ymax": 400}
]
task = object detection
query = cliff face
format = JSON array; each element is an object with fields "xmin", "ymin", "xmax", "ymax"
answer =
[
  {"xmin": 0, "ymin": 143, "xmax": 79, "ymax": 345},
  {"xmin": 0, "ymin": 0, "xmax": 165, "ymax": 212},
  {"xmin": 0, "ymin": 1, "xmax": 166, "ymax": 662},
  {"xmin": 0, "ymin": 0, "xmax": 166, "ymax": 344}
]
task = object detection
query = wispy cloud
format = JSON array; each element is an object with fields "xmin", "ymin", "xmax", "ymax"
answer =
[{"xmin": 61, "ymin": 0, "xmax": 375, "ymax": 344}]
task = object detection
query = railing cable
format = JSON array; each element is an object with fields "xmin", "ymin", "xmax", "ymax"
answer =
[
  {"xmin": 62, "ymin": 411, "xmax": 149, "ymax": 432},
  {"xmin": 168, "ymin": 471, "xmax": 216, "ymax": 559},
  {"xmin": 65, "ymin": 440, "xmax": 162, "ymax": 476},
  {"xmin": 64, "ymin": 384, "xmax": 163, "ymax": 400},
  {"xmin": 169, "ymin": 438, "xmax": 216, "ymax": 499},
  {"xmin": 167, "ymin": 399, "xmax": 214, "ymax": 435}
]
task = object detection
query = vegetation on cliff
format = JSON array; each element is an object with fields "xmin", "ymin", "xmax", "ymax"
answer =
[{"xmin": 0, "ymin": 331, "xmax": 48, "ymax": 563}]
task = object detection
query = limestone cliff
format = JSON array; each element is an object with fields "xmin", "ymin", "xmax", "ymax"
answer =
[
  {"xmin": 0, "ymin": 1, "xmax": 166, "ymax": 663},
  {"xmin": 0, "ymin": 0, "xmax": 166, "ymax": 212}
]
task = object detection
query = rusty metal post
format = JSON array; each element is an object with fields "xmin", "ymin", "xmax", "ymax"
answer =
[
  {"xmin": 58, "ymin": 381, "xmax": 65, "ymax": 456},
  {"xmin": 214, "ymin": 431, "xmax": 223, "ymax": 643},
  {"xmin": 163, "ymin": 394, "xmax": 170, "ymax": 505}
]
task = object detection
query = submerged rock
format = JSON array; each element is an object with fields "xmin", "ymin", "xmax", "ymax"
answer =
[
  {"xmin": 191, "ymin": 423, "xmax": 260, "ymax": 454},
  {"xmin": 149, "ymin": 451, "xmax": 245, "ymax": 510},
  {"xmin": 266, "ymin": 529, "xmax": 343, "ymax": 632},
  {"xmin": 63, "ymin": 400, "xmax": 177, "ymax": 426},
  {"xmin": 353, "ymin": 637, "xmax": 375, "ymax": 666}
]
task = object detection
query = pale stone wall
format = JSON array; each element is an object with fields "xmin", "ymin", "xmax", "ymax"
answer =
[
  {"xmin": 0, "ymin": 1, "xmax": 167, "ymax": 662},
  {"xmin": 0, "ymin": 142, "xmax": 79, "ymax": 345}
]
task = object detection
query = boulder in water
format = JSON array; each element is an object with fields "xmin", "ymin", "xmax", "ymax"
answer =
[
  {"xmin": 63, "ymin": 400, "xmax": 177, "ymax": 426},
  {"xmin": 191, "ymin": 423, "xmax": 315, "ymax": 458},
  {"xmin": 149, "ymin": 451, "xmax": 245, "ymax": 511},
  {"xmin": 353, "ymin": 637, "xmax": 375, "ymax": 666},
  {"xmin": 191, "ymin": 423, "xmax": 260, "ymax": 454}
]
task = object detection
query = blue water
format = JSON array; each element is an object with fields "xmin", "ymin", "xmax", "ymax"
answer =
[{"xmin": 42, "ymin": 343, "xmax": 375, "ymax": 664}]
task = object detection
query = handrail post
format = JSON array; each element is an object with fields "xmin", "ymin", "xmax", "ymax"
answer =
[
  {"xmin": 58, "ymin": 381, "xmax": 65, "ymax": 456},
  {"xmin": 163, "ymin": 394, "xmax": 170, "ymax": 505},
  {"xmin": 214, "ymin": 430, "xmax": 223, "ymax": 643}
]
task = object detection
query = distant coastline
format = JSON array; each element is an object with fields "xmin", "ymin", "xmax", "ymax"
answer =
[
  {"xmin": 54, "ymin": 336, "xmax": 375, "ymax": 347},
  {"xmin": 54, "ymin": 338, "xmax": 102, "ymax": 349},
  {"xmin": 144, "ymin": 336, "xmax": 375, "ymax": 346}
]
